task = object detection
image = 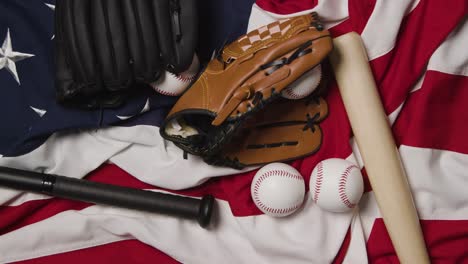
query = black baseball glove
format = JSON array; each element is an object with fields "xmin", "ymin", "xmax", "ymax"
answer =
[{"xmin": 54, "ymin": 0, "xmax": 198, "ymax": 108}]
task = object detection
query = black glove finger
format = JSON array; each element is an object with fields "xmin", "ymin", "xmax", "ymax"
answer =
[
  {"xmin": 54, "ymin": 0, "xmax": 78, "ymax": 103},
  {"xmin": 90, "ymin": 0, "xmax": 133, "ymax": 92},
  {"xmin": 152, "ymin": 0, "xmax": 197, "ymax": 73},
  {"xmin": 120, "ymin": 0, "xmax": 161, "ymax": 83},
  {"xmin": 54, "ymin": 37, "xmax": 80, "ymax": 103},
  {"xmin": 58, "ymin": 0, "xmax": 103, "ymax": 97}
]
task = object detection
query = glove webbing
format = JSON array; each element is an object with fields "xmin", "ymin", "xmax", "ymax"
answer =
[
  {"xmin": 261, "ymin": 40, "xmax": 313, "ymax": 75},
  {"xmin": 212, "ymin": 39, "xmax": 315, "ymax": 126}
]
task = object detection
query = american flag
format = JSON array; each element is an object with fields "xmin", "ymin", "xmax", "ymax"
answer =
[{"xmin": 0, "ymin": 0, "xmax": 467, "ymax": 263}]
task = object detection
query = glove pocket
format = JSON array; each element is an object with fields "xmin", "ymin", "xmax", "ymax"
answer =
[
  {"xmin": 207, "ymin": 97, "xmax": 329, "ymax": 169},
  {"xmin": 219, "ymin": 120, "xmax": 324, "ymax": 168}
]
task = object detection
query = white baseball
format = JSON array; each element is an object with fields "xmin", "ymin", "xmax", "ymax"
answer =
[
  {"xmin": 310, "ymin": 158, "xmax": 364, "ymax": 213},
  {"xmin": 149, "ymin": 54, "xmax": 200, "ymax": 96},
  {"xmin": 281, "ymin": 64, "xmax": 322, "ymax": 99},
  {"xmin": 251, "ymin": 162, "xmax": 305, "ymax": 217}
]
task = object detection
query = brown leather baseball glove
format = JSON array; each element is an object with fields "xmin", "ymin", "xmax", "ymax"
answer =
[{"xmin": 160, "ymin": 13, "xmax": 332, "ymax": 169}]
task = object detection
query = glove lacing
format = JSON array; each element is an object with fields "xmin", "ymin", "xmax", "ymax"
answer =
[
  {"xmin": 303, "ymin": 112, "xmax": 320, "ymax": 133},
  {"xmin": 260, "ymin": 40, "xmax": 313, "ymax": 75}
]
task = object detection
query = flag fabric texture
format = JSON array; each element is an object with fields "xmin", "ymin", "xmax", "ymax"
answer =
[{"xmin": 0, "ymin": 0, "xmax": 467, "ymax": 263}]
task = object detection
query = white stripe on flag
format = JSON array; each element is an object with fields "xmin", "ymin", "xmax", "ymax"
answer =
[
  {"xmin": 247, "ymin": 0, "xmax": 349, "ymax": 33},
  {"xmin": 0, "ymin": 192, "xmax": 354, "ymax": 264},
  {"xmin": 427, "ymin": 18, "xmax": 468, "ymax": 76},
  {"xmin": 361, "ymin": 0, "xmax": 422, "ymax": 60},
  {"xmin": 359, "ymin": 145, "xmax": 468, "ymax": 239}
]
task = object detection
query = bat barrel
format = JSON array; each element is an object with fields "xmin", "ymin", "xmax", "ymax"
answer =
[
  {"xmin": 0, "ymin": 166, "xmax": 214, "ymax": 228},
  {"xmin": 330, "ymin": 32, "xmax": 430, "ymax": 263}
]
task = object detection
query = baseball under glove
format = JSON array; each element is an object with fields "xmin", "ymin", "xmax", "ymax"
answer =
[
  {"xmin": 160, "ymin": 13, "xmax": 332, "ymax": 169},
  {"xmin": 54, "ymin": 0, "xmax": 197, "ymax": 109}
]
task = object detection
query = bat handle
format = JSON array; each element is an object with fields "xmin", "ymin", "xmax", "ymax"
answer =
[{"xmin": 0, "ymin": 166, "xmax": 214, "ymax": 228}]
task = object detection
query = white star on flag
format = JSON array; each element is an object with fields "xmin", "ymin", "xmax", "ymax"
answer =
[
  {"xmin": 45, "ymin": 3, "xmax": 55, "ymax": 39},
  {"xmin": 45, "ymin": 3, "xmax": 55, "ymax": 10},
  {"xmin": 116, "ymin": 98, "xmax": 151, "ymax": 120},
  {"xmin": 30, "ymin": 106, "xmax": 47, "ymax": 117},
  {"xmin": 0, "ymin": 29, "xmax": 35, "ymax": 85}
]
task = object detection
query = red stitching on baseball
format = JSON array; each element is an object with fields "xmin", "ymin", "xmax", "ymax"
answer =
[
  {"xmin": 338, "ymin": 165, "xmax": 360, "ymax": 209},
  {"xmin": 151, "ymin": 71, "xmax": 197, "ymax": 96},
  {"xmin": 254, "ymin": 199, "xmax": 302, "ymax": 215},
  {"xmin": 283, "ymin": 87, "xmax": 305, "ymax": 99},
  {"xmin": 170, "ymin": 70, "xmax": 197, "ymax": 83},
  {"xmin": 313, "ymin": 162, "xmax": 323, "ymax": 203},
  {"xmin": 253, "ymin": 169, "xmax": 303, "ymax": 215},
  {"xmin": 151, "ymin": 85, "xmax": 180, "ymax": 97},
  {"xmin": 282, "ymin": 66, "xmax": 322, "ymax": 99}
]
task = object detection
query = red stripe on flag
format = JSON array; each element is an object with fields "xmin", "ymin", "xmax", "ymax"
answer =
[
  {"xmin": 367, "ymin": 219, "xmax": 468, "ymax": 263},
  {"xmin": 394, "ymin": 72, "xmax": 468, "ymax": 153},
  {"xmin": 0, "ymin": 198, "xmax": 90, "ymax": 236},
  {"xmin": 346, "ymin": 0, "xmax": 376, "ymax": 35},
  {"xmin": 13, "ymin": 239, "xmax": 179, "ymax": 264},
  {"xmin": 255, "ymin": 0, "xmax": 319, "ymax": 15},
  {"xmin": 332, "ymin": 227, "xmax": 352, "ymax": 264},
  {"xmin": 369, "ymin": 0, "xmax": 466, "ymax": 115}
]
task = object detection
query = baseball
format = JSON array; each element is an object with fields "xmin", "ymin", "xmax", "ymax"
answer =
[
  {"xmin": 251, "ymin": 163, "xmax": 305, "ymax": 217},
  {"xmin": 310, "ymin": 158, "xmax": 364, "ymax": 213},
  {"xmin": 281, "ymin": 64, "xmax": 322, "ymax": 99},
  {"xmin": 149, "ymin": 54, "xmax": 199, "ymax": 96}
]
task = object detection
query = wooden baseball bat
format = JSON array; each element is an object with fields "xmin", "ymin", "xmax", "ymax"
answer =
[{"xmin": 329, "ymin": 32, "xmax": 430, "ymax": 263}]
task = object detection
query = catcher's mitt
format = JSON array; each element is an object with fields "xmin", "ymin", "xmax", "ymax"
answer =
[
  {"xmin": 160, "ymin": 13, "xmax": 332, "ymax": 169},
  {"xmin": 54, "ymin": 0, "xmax": 197, "ymax": 109}
]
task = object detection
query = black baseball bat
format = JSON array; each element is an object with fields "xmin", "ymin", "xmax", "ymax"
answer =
[{"xmin": 0, "ymin": 166, "xmax": 214, "ymax": 228}]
